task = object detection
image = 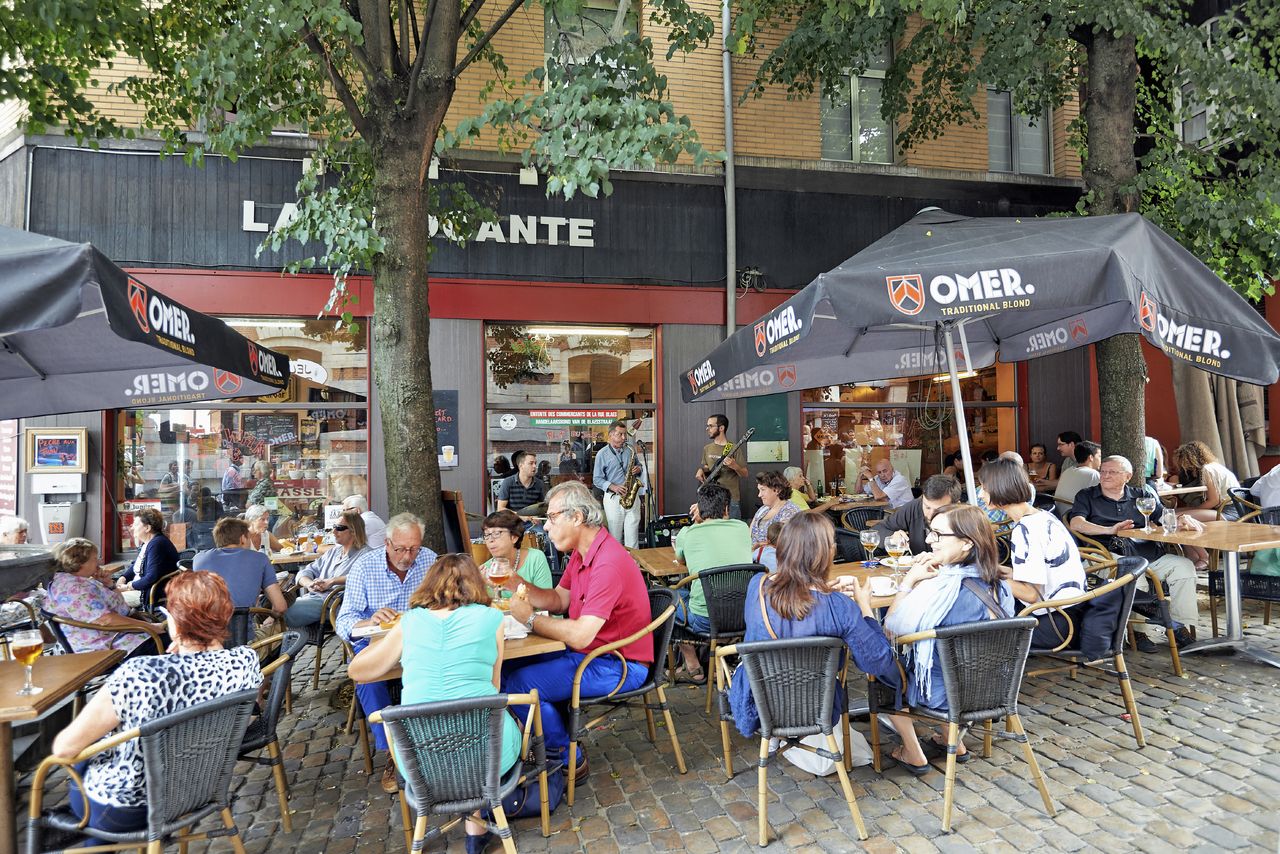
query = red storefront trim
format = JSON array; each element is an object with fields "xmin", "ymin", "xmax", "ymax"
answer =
[{"xmin": 124, "ymin": 269, "xmax": 794, "ymax": 325}]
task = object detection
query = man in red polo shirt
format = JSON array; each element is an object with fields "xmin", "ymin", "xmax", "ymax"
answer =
[{"xmin": 505, "ymin": 481, "xmax": 652, "ymax": 779}]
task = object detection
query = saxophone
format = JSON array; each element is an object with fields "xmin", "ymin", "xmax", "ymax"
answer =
[{"xmin": 620, "ymin": 444, "xmax": 642, "ymax": 509}]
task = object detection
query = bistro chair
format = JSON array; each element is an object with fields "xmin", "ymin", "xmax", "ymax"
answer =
[
  {"xmin": 1071, "ymin": 530, "xmax": 1184, "ymax": 676},
  {"xmin": 832, "ymin": 529, "xmax": 867, "ymax": 565},
  {"xmin": 714, "ymin": 636, "xmax": 868, "ymax": 847},
  {"xmin": 26, "ymin": 689, "xmax": 259, "ymax": 854},
  {"xmin": 867, "ymin": 616, "xmax": 1055, "ymax": 833},
  {"xmin": 1019, "ymin": 557, "xmax": 1149, "ymax": 746},
  {"xmin": 294, "ymin": 581, "xmax": 348, "ymax": 691},
  {"xmin": 331, "ymin": 593, "xmax": 376, "ymax": 776},
  {"xmin": 38, "ymin": 608, "xmax": 166, "ymax": 714},
  {"xmin": 145, "ymin": 568, "xmax": 186, "ymax": 614},
  {"xmin": 239, "ymin": 630, "xmax": 307, "ymax": 833},
  {"xmin": 667, "ymin": 563, "xmax": 766, "ymax": 714},
  {"xmin": 1208, "ymin": 504, "xmax": 1280, "ymax": 635},
  {"xmin": 371, "ymin": 691, "xmax": 553, "ymax": 854},
  {"xmin": 568, "ymin": 588, "xmax": 687, "ymax": 806},
  {"xmin": 228, "ymin": 606, "xmax": 279, "ymax": 648},
  {"xmin": 838, "ymin": 506, "xmax": 884, "ymax": 533},
  {"xmin": 1225, "ymin": 486, "xmax": 1259, "ymax": 521}
]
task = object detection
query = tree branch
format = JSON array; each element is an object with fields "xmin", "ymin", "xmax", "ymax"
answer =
[
  {"xmin": 453, "ymin": 0, "xmax": 524, "ymax": 77},
  {"xmin": 357, "ymin": 0, "xmax": 393, "ymax": 77},
  {"xmin": 458, "ymin": 0, "xmax": 490, "ymax": 35},
  {"xmin": 407, "ymin": 0, "xmax": 442, "ymax": 105},
  {"xmin": 300, "ymin": 22, "xmax": 373, "ymax": 139}
]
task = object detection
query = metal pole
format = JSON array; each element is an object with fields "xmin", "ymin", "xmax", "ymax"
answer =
[
  {"xmin": 721, "ymin": 0, "xmax": 736, "ymax": 336},
  {"xmin": 943, "ymin": 324, "xmax": 978, "ymax": 504}
]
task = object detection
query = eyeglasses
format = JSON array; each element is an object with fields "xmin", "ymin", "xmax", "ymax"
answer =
[
  {"xmin": 389, "ymin": 544, "xmax": 422, "ymax": 556},
  {"xmin": 925, "ymin": 528, "xmax": 967, "ymax": 541},
  {"xmin": 482, "ymin": 531, "xmax": 511, "ymax": 542},
  {"xmin": 545, "ymin": 509, "xmax": 571, "ymax": 525},
  {"xmin": 1099, "ymin": 469, "xmax": 1128, "ymax": 477},
  {"xmin": 332, "ymin": 524, "xmax": 349, "ymax": 532}
]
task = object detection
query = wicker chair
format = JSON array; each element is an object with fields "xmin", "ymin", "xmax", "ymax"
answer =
[
  {"xmin": 1208, "ymin": 504, "xmax": 1280, "ymax": 634},
  {"xmin": 228, "ymin": 606, "xmax": 279, "ymax": 648},
  {"xmin": 1225, "ymin": 487, "xmax": 1258, "ymax": 521},
  {"xmin": 714, "ymin": 636, "xmax": 867, "ymax": 847},
  {"xmin": 1019, "ymin": 557, "xmax": 1149, "ymax": 746},
  {"xmin": 239, "ymin": 631, "xmax": 307, "ymax": 833},
  {"xmin": 832, "ymin": 529, "xmax": 867, "ymax": 565},
  {"xmin": 867, "ymin": 616, "xmax": 1054, "ymax": 833},
  {"xmin": 568, "ymin": 588, "xmax": 687, "ymax": 805},
  {"xmin": 293, "ymin": 582, "xmax": 347, "ymax": 690},
  {"xmin": 26, "ymin": 689, "xmax": 259, "ymax": 854},
  {"xmin": 838, "ymin": 506, "xmax": 884, "ymax": 533},
  {"xmin": 39, "ymin": 609, "xmax": 166, "ymax": 658},
  {"xmin": 145, "ymin": 568, "xmax": 186, "ymax": 614},
  {"xmin": 667, "ymin": 563, "xmax": 766, "ymax": 714},
  {"xmin": 332, "ymin": 592, "xmax": 376, "ymax": 776},
  {"xmin": 371, "ymin": 691, "xmax": 553, "ymax": 854},
  {"xmin": 1071, "ymin": 530, "xmax": 1184, "ymax": 676}
]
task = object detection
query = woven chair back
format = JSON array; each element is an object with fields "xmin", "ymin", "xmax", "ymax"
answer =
[
  {"xmin": 933, "ymin": 617, "xmax": 1036, "ymax": 725},
  {"xmin": 736, "ymin": 636, "xmax": 843, "ymax": 739},
  {"xmin": 139, "ymin": 689, "xmax": 258, "ymax": 831},
  {"xmin": 647, "ymin": 588, "xmax": 679, "ymax": 685},
  {"xmin": 1226, "ymin": 487, "xmax": 1257, "ymax": 520},
  {"xmin": 258, "ymin": 631, "xmax": 305, "ymax": 738},
  {"xmin": 1093, "ymin": 557, "xmax": 1149, "ymax": 657},
  {"xmin": 838, "ymin": 507, "xmax": 883, "ymax": 533},
  {"xmin": 832, "ymin": 529, "xmax": 866, "ymax": 564},
  {"xmin": 380, "ymin": 695, "xmax": 510, "ymax": 811},
  {"xmin": 700, "ymin": 564, "xmax": 767, "ymax": 638},
  {"xmin": 37, "ymin": 609, "xmax": 75, "ymax": 655}
]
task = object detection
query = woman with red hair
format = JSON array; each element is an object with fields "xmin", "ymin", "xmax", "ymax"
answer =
[{"xmin": 51, "ymin": 571, "xmax": 262, "ymax": 836}]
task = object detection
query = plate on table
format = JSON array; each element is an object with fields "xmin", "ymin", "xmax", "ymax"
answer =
[
  {"xmin": 277, "ymin": 547, "xmax": 297, "ymax": 556},
  {"xmin": 880, "ymin": 556, "xmax": 914, "ymax": 570},
  {"xmin": 843, "ymin": 494, "xmax": 870, "ymax": 502},
  {"xmin": 351, "ymin": 624, "xmax": 390, "ymax": 639}
]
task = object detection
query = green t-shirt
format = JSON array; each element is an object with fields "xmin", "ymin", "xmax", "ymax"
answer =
[
  {"xmin": 674, "ymin": 518, "xmax": 752, "ymax": 617},
  {"xmin": 484, "ymin": 548, "xmax": 552, "ymax": 598}
]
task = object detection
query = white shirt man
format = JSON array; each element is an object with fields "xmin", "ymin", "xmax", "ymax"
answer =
[
  {"xmin": 1055, "ymin": 441, "xmax": 1102, "ymax": 507},
  {"xmin": 342, "ymin": 494, "xmax": 386, "ymax": 549},
  {"xmin": 1250, "ymin": 466, "xmax": 1280, "ymax": 509},
  {"xmin": 858, "ymin": 459, "xmax": 913, "ymax": 508}
]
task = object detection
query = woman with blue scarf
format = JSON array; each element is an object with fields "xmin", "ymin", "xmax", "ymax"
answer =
[{"xmin": 881, "ymin": 504, "xmax": 1013, "ymax": 775}]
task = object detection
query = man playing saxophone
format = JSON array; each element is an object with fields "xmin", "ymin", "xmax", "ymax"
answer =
[{"xmin": 593, "ymin": 419, "xmax": 646, "ymax": 547}]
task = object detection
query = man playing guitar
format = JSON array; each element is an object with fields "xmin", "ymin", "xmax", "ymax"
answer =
[{"xmin": 696, "ymin": 414, "xmax": 748, "ymax": 519}]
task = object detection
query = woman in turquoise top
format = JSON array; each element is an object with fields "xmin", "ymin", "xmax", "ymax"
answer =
[
  {"xmin": 349, "ymin": 553, "xmax": 520, "ymax": 853},
  {"xmin": 480, "ymin": 510, "xmax": 553, "ymax": 597}
]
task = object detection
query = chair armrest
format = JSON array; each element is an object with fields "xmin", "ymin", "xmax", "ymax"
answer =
[
  {"xmin": 1013, "ymin": 602, "xmax": 1076, "ymax": 652},
  {"xmin": 893, "ymin": 629, "xmax": 937, "ymax": 646},
  {"xmin": 47, "ymin": 614, "xmax": 166, "ymax": 651},
  {"xmin": 5, "ymin": 594, "xmax": 38, "ymax": 625},
  {"xmin": 251, "ymin": 631, "xmax": 285, "ymax": 658},
  {"xmin": 27, "ymin": 727, "xmax": 141, "ymax": 828},
  {"xmin": 261, "ymin": 651, "xmax": 294, "ymax": 678},
  {"xmin": 669, "ymin": 574, "xmax": 696, "ymax": 591},
  {"xmin": 571, "ymin": 605, "xmax": 675, "ymax": 705}
]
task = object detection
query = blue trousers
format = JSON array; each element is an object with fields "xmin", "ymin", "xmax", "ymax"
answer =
[
  {"xmin": 352, "ymin": 636, "xmax": 392, "ymax": 751},
  {"xmin": 503, "ymin": 651, "xmax": 648, "ymax": 756},
  {"xmin": 68, "ymin": 765, "xmax": 148, "ymax": 841},
  {"xmin": 674, "ymin": 588, "xmax": 712, "ymax": 634}
]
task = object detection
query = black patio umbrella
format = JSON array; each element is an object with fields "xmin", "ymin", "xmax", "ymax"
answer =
[
  {"xmin": 0, "ymin": 226, "xmax": 290, "ymax": 418},
  {"xmin": 680, "ymin": 209, "xmax": 1280, "ymax": 501}
]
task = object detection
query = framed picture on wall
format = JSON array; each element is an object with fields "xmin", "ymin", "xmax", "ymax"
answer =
[{"xmin": 25, "ymin": 427, "xmax": 89, "ymax": 474}]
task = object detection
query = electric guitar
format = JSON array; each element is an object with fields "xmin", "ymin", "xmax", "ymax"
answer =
[{"xmin": 698, "ymin": 427, "xmax": 755, "ymax": 485}]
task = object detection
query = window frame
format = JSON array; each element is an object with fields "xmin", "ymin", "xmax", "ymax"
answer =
[
  {"xmin": 986, "ymin": 88, "xmax": 1053, "ymax": 176},
  {"xmin": 820, "ymin": 49, "xmax": 895, "ymax": 165}
]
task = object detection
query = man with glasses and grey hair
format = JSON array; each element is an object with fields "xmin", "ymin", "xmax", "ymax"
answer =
[
  {"xmin": 502, "ymin": 481, "xmax": 653, "ymax": 784},
  {"xmin": 1068, "ymin": 455, "xmax": 1200, "ymax": 652},
  {"xmin": 336, "ymin": 511, "xmax": 438, "ymax": 792}
]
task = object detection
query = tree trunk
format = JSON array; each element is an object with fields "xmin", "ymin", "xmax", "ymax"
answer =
[
  {"xmin": 370, "ymin": 132, "xmax": 445, "ymax": 550},
  {"xmin": 1082, "ymin": 30, "xmax": 1146, "ymax": 483}
]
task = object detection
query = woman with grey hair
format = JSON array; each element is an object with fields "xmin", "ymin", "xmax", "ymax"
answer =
[
  {"xmin": 244, "ymin": 504, "xmax": 283, "ymax": 552},
  {"xmin": 0, "ymin": 515, "xmax": 30, "ymax": 544},
  {"xmin": 783, "ymin": 466, "xmax": 817, "ymax": 509}
]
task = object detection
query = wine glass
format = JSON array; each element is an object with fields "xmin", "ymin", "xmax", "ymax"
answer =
[
  {"xmin": 859, "ymin": 529, "xmax": 881, "ymax": 568},
  {"xmin": 11, "ymin": 629, "xmax": 44, "ymax": 696},
  {"xmin": 885, "ymin": 540, "xmax": 910, "ymax": 589},
  {"xmin": 1136, "ymin": 496, "xmax": 1158, "ymax": 533},
  {"xmin": 487, "ymin": 558, "xmax": 512, "ymax": 598}
]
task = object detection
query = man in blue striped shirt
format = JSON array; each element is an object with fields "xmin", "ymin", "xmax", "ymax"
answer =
[
  {"xmin": 592, "ymin": 420, "xmax": 646, "ymax": 547},
  {"xmin": 337, "ymin": 512, "xmax": 438, "ymax": 792}
]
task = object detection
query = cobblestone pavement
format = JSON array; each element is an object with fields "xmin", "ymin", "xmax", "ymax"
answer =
[{"xmin": 23, "ymin": 597, "xmax": 1280, "ymax": 853}]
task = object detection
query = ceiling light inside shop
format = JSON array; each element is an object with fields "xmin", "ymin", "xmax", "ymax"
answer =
[
  {"xmin": 221, "ymin": 318, "xmax": 309, "ymax": 329},
  {"xmin": 931, "ymin": 371, "xmax": 978, "ymax": 383},
  {"xmin": 526, "ymin": 327, "xmax": 631, "ymax": 337}
]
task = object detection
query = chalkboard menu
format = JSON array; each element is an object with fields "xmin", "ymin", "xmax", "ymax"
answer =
[{"xmin": 241, "ymin": 413, "xmax": 300, "ymax": 448}]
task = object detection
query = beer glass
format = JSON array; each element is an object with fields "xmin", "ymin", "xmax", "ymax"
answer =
[{"xmin": 11, "ymin": 629, "xmax": 44, "ymax": 696}]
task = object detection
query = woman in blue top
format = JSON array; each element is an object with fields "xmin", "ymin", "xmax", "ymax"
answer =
[
  {"xmin": 349, "ymin": 554, "xmax": 520, "ymax": 854},
  {"xmin": 881, "ymin": 503, "xmax": 1013, "ymax": 774},
  {"xmin": 731, "ymin": 511, "xmax": 896, "ymax": 736}
]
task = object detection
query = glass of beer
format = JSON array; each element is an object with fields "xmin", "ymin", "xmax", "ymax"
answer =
[
  {"xmin": 11, "ymin": 629, "xmax": 44, "ymax": 696},
  {"xmin": 488, "ymin": 559, "xmax": 512, "ymax": 597}
]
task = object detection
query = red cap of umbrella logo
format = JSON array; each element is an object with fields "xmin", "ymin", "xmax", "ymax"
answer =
[
  {"xmin": 778, "ymin": 365, "xmax": 797, "ymax": 388},
  {"xmin": 886, "ymin": 274, "xmax": 925, "ymax": 316},
  {"xmin": 127, "ymin": 281, "xmax": 150, "ymax": 333},
  {"xmin": 1138, "ymin": 292, "xmax": 1157, "ymax": 333}
]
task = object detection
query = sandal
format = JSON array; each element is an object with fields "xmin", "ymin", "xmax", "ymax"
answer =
[
  {"xmin": 676, "ymin": 667, "xmax": 707, "ymax": 686},
  {"xmin": 923, "ymin": 736, "xmax": 971, "ymax": 764},
  {"xmin": 889, "ymin": 745, "xmax": 930, "ymax": 777}
]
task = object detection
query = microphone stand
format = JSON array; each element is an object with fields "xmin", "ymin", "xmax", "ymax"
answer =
[{"xmin": 636, "ymin": 439, "xmax": 657, "ymax": 547}]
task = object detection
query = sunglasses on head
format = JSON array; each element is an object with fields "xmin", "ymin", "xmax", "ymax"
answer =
[{"xmin": 332, "ymin": 524, "xmax": 349, "ymax": 532}]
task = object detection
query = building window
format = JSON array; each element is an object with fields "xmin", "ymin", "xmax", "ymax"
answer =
[
  {"xmin": 113, "ymin": 318, "xmax": 369, "ymax": 553},
  {"xmin": 544, "ymin": 0, "xmax": 637, "ymax": 66},
  {"xmin": 799, "ymin": 365, "xmax": 1017, "ymax": 491},
  {"xmin": 1179, "ymin": 82, "xmax": 1209, "ymax": 144},
  {"xmin": 484, "ymin": 323, "xmax": 654, "ymax": 510},
  {"xmin": 821, "ymin": 46, "xmax": 894, "ymax": 164},
  {"xmin": 987, "ymin": 90, "xmax": 1050, "ymax": 175}
]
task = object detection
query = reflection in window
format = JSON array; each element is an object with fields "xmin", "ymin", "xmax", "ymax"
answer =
[
  {"xmin": 485, "ymin": 324, "xmax": 654, "ymax": 405},
  {"xmin": 987, "ymin": 90, "xmax": 1050, "ymax": 175},
  {"xmin": 222, "ymin": 318, "xmax": 368, "ymax": 404},
  {"xmin": 544, "ymin": 0, "xmax": 637, "ymax": 65},
  {"xmin": 820, "ymin": 45, "xmax": 894, "ymax": 164}
]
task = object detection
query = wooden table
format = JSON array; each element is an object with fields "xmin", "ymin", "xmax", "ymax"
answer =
[
  {"xmin": 269, "ymin": 545, "xmax": 332, "ymax": 567},
  {"xmin": 630, "ymin": 547, "xmax": 686, "ymax": 580},
  {"xmin": 814, "ymin": 497, "xmax": 890, "ymax": 515},
  {"xmin": 1116, "ymin": 520, "xmax": 1280, "ymax": 668},
  {"xmin": 356, "ymin": 628, "xmax": 566, "ymax": 683},
  {"xmin": 0, "ymin": 649, "xmax": 125, "ymax": 854},
  {"xmin": 1154, "ymin": 484, "xmax": 1207, "ymax": 507}
]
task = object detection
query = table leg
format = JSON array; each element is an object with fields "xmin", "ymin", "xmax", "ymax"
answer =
[
  {"xmin": 1, "ymin": 721, "xmax": 15, "ymax": 854},
  {"xmin": 1180, "ymin": 551, "xmax": 1280, "ymax": 669}
]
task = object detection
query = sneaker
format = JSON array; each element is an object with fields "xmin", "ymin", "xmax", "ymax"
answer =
[
  {"xmin": 380, "ymin": 759, "xmax": 400, "ymax": 794},
  {"xmin": 1133, "ymin": 634, "xmax": 1158, "ymax": 654}
]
